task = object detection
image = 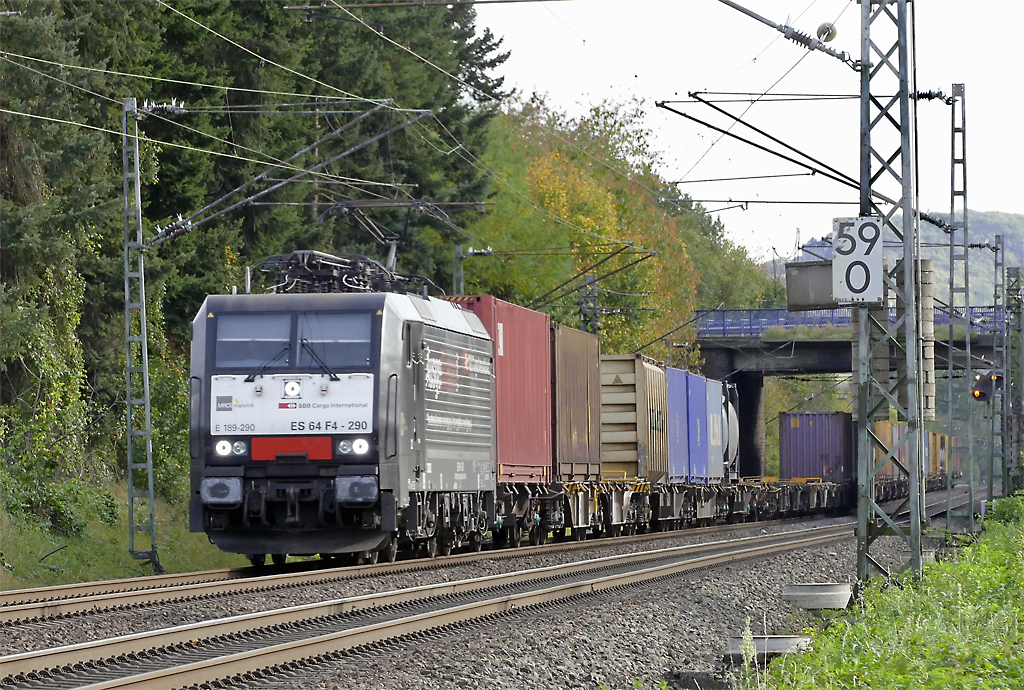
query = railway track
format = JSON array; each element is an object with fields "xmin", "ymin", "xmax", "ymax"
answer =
[
  {"xmin": 0, "ymin": 516, "xmax": 837, "ymax": 623},
  {"xmin": 0, "ymin": 487, "xmax": 977, "ymax": 625},
  {"xmin": 0, "ymin": 523, "xmax": 854, "ymax": 689}
]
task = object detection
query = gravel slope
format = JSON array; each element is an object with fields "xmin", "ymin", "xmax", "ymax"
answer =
[{"xmin": 241, "ymin": 535, "xmax": 912, "ymax": 690}]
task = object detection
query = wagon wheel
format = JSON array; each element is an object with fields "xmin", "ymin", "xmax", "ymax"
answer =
[
  {"xmin": 424, "ymin": 537, "xmax": 438, "ymax": 559},
  {"xmin": 248, "ymin": 554, "xmax": 266, "ymax": 567},
  {"xmin": 361, "ymin": 549, "xmax": 379, "ymax": 565},
  {"xmin": 384, "ymin": 534, "xmax": 399, "ymax": 563},
  {"xmin": 271, "ymin": 554, "xmax": 287, "ymax": 566},
  {"xmin": 439, "ymin": 535, "xmax": 454, "ymax": 557},
  {"xmin": 574, "ymin": 527, "xmax": 587, "ymax": 542},
  {"xmin": 508, "ymin": 526, "xmax": 522, "ymax": 548},
  {"xmin": 552, "ymin": 528, "xmax": 566, "ymax": 542},
  {"xmin": 469, "ymin": 532, "xmax": 483, "ymax": 552}
]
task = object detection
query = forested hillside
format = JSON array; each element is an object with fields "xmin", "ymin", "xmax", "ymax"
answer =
[{"xmin": 0, "ymin": 1, "xmax": 777, "ymax": 554}]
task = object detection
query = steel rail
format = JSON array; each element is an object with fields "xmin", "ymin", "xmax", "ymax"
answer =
[
  {"xmin": 1, "ymin": 486, "xmax": 977, "ymax": 621},
  {"xmin": 1, "ymin": 525, "xmax": 853, "ymax": 684}
]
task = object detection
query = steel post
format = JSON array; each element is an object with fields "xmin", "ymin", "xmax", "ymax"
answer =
[{"xmin": 122, "ymin": 98, "xmax": 162, "ymax": 573}]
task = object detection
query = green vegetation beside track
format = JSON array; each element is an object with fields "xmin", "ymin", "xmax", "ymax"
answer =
[
  {"xmin": 0, "ymin": 480, "xmax": 246, "ymax": 591},
  {"xmin": 755, "ymin": 492, "xmax": 1024, "ymax": 690}
]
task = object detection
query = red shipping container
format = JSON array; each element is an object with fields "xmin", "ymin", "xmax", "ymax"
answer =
[{"xmin": 448, "ymin": 296, "xmax": 552, "ymax": 483}]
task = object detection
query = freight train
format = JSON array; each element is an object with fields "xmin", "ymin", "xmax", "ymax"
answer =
[{"xmin": 188, "ymin": 251, "xmax": 938, "ymax": 566}]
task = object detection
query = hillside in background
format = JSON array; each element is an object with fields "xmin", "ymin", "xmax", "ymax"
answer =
[{"xmin": 919, "ymin": 210, "xmax": 1024, "ymax": 306}]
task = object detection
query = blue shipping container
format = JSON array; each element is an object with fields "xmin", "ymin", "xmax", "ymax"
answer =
[
  {"xmin": 666, "ymin": 367, "xmax": 689, "ymax": 482},
  {"xmin": 685, "ymin": 372, "xmax": 708, "ymax": 482},
  {"xmin": 705, "ymin": 381, "xmax": 725, "ymax": 482}
]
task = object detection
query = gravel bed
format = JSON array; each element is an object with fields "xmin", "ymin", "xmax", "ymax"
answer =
[
  {"xmin": 0, "ymin": 515, "xmax": 856, "ymax": 657},
  {"xmin": 241, "ymin": 534, "xmax": 911, "ymax": 690}
]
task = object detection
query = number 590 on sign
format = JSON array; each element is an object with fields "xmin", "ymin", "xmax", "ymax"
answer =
[{"xmin": 832, "ymin": 217, "xmax": 884, "ymax": 304}]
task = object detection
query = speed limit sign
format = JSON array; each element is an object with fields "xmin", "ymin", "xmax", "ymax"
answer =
[{"xmin": 832, "ymin": 217, "xmax": 883, "ymax": 303}]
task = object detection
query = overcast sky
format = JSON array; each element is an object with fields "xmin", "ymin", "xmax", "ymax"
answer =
[{"xmin": 474, "ymin": 0, "xmax": 1023, "ymax": 260}]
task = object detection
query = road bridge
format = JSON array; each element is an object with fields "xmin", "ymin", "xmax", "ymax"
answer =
[{"xmin": 694, "ymin": 308, "xmax": 999, "ymax": 477}]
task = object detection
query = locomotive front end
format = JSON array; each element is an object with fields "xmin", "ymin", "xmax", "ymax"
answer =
[{"xmin": 189, "ymin": 293, "xmax": 394, "ymax": 563}]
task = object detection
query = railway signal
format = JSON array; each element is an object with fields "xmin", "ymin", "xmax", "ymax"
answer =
[{"xmin": 971, "ymin": 370, "xmax": 1002, "ymax": 403}]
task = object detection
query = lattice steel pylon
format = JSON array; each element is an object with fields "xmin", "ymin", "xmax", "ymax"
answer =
[
  {"xmin": 122, "ymin": 98, "xmax": 162, "ymax": 573},
  {"xmin": 855, "ymin": 0, "xmax": 926, "ymax": 580},
  {"xmin": 1006, "ymin": 267, "xmax": 1024, "ymax": 494},
  {"xmin": 992, "ymin": 235, "xmax": 1005, "ymax": 502},
  {"xmin": 945, "ymin": 84, "xmax": 974, "ymax": 533}
]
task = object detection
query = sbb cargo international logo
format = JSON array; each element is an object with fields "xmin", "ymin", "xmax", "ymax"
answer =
[
  {"xmin": 279, "ymin": 402, "xmax": 298, "ymax": 409},
  {"xmin": 216, "ymin": 396, "xmax": 233, "ymax": 412}
]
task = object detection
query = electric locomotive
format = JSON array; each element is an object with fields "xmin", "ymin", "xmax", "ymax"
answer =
[{"xmin": 189, "ymin": 252, "xmax": 497, "ymax": 565}]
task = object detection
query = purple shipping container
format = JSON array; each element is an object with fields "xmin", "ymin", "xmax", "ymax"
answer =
[
  {"xmin": 686, "ymin": 372, "xmax": 708, "ymax": 482},
  {"xmin": 779, "ymin": 412, "xmax": 853, "ymax": 484},
  {"xmin": 666, "ymin": 367, "xmax": 690, "ymax": 482},
  {"xmin": 704, "ymin": 380, "xmax": 725, "ymax": 483}
]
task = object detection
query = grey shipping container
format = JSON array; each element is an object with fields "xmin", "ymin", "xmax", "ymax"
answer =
[
  {"xmin": 600, "ymin": 354, "xmax": 668, "ymax": 482},
  {"xmin": 551, "ymin": 323, "xmax": 601, "ymax": 481},
  {"xmin": 779, "ymin": 412, "xmax": 854, "ymax": 484}
]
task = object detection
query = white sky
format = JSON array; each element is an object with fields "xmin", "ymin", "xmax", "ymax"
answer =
[{"xmin": 475, "ymin": 0, "xmax": 1023, "ymax": 261}]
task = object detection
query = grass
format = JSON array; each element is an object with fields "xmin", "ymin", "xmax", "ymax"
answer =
[
  {"xmin": 760, "ymin": 323, "xmax": 992, "ymax": 343},
  {"xmin": 761, "ymin": 325, "xmax": 852, "ymax": 341},
  {"xmin": 0, "ymin": 481, "xmax": 247, "ymax": 591},
  {"xmin": 754, "ymin": 492, "xmax": 1024, "ymax": 690}
]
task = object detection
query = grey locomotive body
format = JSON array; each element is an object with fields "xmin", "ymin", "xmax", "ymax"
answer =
[{"xmin": 189, "ymin": 291, "xmax": 495, "ymax": 564}]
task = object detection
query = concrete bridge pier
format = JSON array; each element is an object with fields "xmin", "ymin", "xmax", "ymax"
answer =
[{"xmin": 734, "ymin": 373, "xmax": 766, "ymax": 478}]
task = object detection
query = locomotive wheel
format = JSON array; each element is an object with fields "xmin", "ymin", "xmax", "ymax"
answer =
[
  {"xmin": 271, "ymin": 554, "xmax": 287, "ymax": 566},
  {"xmin": 248, "ymin": 554, "xmax": 266, "ymax": 567},
  {"xmin": 424, "ymin": 537, "xmax": 438, "ymax": 559},
  {"xmin": 384, "ymin": 535, "xmax": 399, "ymax": 563}
]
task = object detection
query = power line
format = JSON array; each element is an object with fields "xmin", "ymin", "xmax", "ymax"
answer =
[
  {"xmin": 2, "ymin": 51, "xmax": 333, "ymax": 99},
  {"xmin": 673, "ymin": 172, "xmax": 815, "ymax": 184},
  {"xmin": 155, "ymin": 0, "xmax": 376, "ymax": 103},
  {"xmin": 326, "ymin": 0, "xmax": 497, "ymax": 102}
]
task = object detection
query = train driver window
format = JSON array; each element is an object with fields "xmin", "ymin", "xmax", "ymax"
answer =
[
  {"xmin": 215, "ymin": 314, "xmax": 291, "ymax": 368},
  {"xmin": 298, "ymin": 313, "xmax": 373, "ymax": 369}
]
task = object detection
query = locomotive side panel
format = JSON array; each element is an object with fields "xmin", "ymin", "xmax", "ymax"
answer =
[{"xmin": 417, "ymin": 322, "xmax": 495, "ymax": 493}]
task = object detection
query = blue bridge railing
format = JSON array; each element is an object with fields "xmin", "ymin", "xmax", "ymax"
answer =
[{"xmin": 696, "ymin": 307, "xmax": 1003, "ymax": 338}]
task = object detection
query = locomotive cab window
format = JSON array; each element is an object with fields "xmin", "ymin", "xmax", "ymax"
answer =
[
  {"xmin": 215, "ymin": 314, "xmax": 292, "ymax": 368},
  {"xmin": 298, "ymin": 312, "xmax": 373, "ymax": 368}
]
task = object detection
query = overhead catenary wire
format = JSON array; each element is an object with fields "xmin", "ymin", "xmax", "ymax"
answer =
[
  {"xmin": 155, "ymin": 0, "xmax": 378, "ymax": 103},
  {"xmin": 1, "ymin": 55, "xmax": 405, "ymax": 199}
]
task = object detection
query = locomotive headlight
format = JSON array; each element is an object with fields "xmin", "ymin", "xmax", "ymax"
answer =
[
  {"xmin": 215, "ymin": 439, "xmax": 232, "ymax": 456},
  {"xmin": 338, "ymin": 440, "xmax": 353, "ymax": 454},
  {"xmin": 352, "ymin": 438, "xmax": 369, "ymax": 455},
  {"xmin": 232, "ymin": 441, "xmax": 247, "ymax": 455},
  {"xmin": 283, "ymin": 380, "xmax": 302, "ymax": 399},
  {"xmin": 335, "ymin": 475, "xmax": 378, "ymax": 505}
]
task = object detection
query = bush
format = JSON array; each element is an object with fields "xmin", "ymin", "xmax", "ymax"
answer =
[
  {"xmin": 765, "ymin": 521, "xmax": 1024, "ymax": 689},
  {"xmin": 988, "ymin": 491, "xmax": 1024, "ymax": 525}
]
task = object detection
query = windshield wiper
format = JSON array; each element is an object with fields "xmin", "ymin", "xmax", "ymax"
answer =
[
  {"xmin": 244, "ymin": 343, "xmax": 290, "ymax": 382},
  {"xmin": 301, "ymin": 338, "xmax": 340, "ymax": 381}
]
